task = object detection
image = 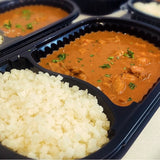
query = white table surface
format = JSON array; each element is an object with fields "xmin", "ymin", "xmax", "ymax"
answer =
[{"xmin": 74, "ymin": 10, "xmax": 160, "ymax": 159}]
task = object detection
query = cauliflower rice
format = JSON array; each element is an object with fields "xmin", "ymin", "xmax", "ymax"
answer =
[
  {"xmin": 0, "ymin": 35, "xmax": 3, "ymax": 44},
  {"xmin": 133, "ymin": 2, "xmax": 160, "ymax": 18},
  {"xmin": 0, "ymin": 69, "xmax": 110, "ymax": 159}
]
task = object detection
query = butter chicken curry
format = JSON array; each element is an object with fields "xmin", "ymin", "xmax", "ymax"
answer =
[
  {"xmin": 0, "ymin": 5, "xmax": 68, "ymax": 38},
  {"xmin": 39, "ymin": 31, "xmax": 160, "ymax": 106}
]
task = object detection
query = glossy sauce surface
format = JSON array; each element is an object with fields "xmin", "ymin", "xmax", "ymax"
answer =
[
  {"xmin": 39, "ymin": 31, "xmax": 160, "ymax": 106},
  {"xmin": 0, "ymin": 5, "xmax": 68, "ymax": 37}
]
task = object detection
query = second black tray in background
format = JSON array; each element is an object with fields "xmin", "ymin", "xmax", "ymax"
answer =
[{"xmin": 0, "ymin": 0, "xmax": 80, "ymax": 56}]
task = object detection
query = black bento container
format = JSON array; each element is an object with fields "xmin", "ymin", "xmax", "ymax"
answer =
[
  {"xmin": 128, "ymin": 0, "xmax": 160, "ymax": 27},
  {"xmin": 0, "ymin": 0, "xmax": 80, "ymax": 55},
  {"xmin": 71, "ymin": 0, "xmax": 127, "ymax": 15},
  {"xmin": 0, "ymin": 17, "xmax": 160, "ymax": 159}
]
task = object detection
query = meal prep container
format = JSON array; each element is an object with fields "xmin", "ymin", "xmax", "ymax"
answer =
[
  {"xmin": 127, "ymin": 0, "xmax": 160, "ymax": 28},
  {"xmin": 71, "ymin": 0, "xmax": 127, "ymax": 15},
  {"xmin": 0, "ymin": 0, "xmax": 79, "ymax": 55},
  {"xmin": 0, "ymin": 17, "xmax": 160, "ymax": 159}
]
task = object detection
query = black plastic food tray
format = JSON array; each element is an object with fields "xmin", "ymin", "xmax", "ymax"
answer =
[
  {"xmin": 127, "ymin": 0, "xmax": 160, "ymax": 28},
  {"xmin": 0, "ymin": 17, "xmax": 160, "ymax": 159},
  {"xmin": 71, "ymin": 0, "xmax": 127, "ymax": 15},
  {"xmin": 0, "ymin": 0, "xmax": 79, "ymax": 56}
]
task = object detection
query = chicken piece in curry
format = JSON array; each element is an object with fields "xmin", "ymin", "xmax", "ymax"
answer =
[
  {"xmin": 39, "ymin": 31, "xmax": 160, "ymax": 106},
  {"xmin": 0, "ymin": 5, "xmax": 68, "ymax": 38}
]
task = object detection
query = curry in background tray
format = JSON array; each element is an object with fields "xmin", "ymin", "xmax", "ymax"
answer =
[
  {"xmin": 0, "ymin": 5, "xmax": 68, "ymax": 38},
  {"xmin": 39, "ymin": 31, "xmax": 160, "ymax": 106}
]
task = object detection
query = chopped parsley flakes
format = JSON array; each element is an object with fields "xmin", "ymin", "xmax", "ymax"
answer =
[
  {"xmin": 128, "ymin": 82, "xmax": 136, "ymax": 90},
  {"xmin": 105, "ymin": 74, "xmax": 111, "ymax": 77},
  {"xmin": 52, "ymin": 53, "xmax": 67, "ymax": 63},
  {"xmin": 97, "ymin": 79, "xmax": 102, "ymax": 83},
  {"xmin": 123, "ymin": 48, "xmax": 134, "ymax": 58},
  {"xmin": 128, "ymin": 97, "xmax": 132, "ymax": 101},
  {"xmin": 77, "ymin": 58, "xmax": 83, "ymax": 63},
  {"xmin": 107, "ymin": 56, "xmax": 114, "ymax": 61},
  {"xmin": 22, "ymin": 10, "xmax": 31, "ymax": 20},
  {"xmin": 3, "ymin": 20, "xmax": 12, "ymax": 29},
  {"xmin": 58, "ymin": 53, "xmax": 66, "ymax": 61},
  {"xmin": 100, "ymin": 64, "xmax": 111, "ymax": 69},
  {"xmin": 26, "ymin": 23, "xmax": 33, "ymax": 29}
]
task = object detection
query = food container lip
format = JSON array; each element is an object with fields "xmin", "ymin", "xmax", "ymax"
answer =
[
  {"xmin": 0, "ymin": 0, "xmax": 80, "ymax": 13},
  {"xmin": 127, "ymin": 0, "xmax": 160, "ymax": 21}
]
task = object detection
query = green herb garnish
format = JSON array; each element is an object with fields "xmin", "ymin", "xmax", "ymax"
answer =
[
  {"xmin": 15, "ymin": 24, "xmax": 22, "ymax": 28},
  {"xmin": 130, "ymin": 63, "xmax": 135, "ymax": 66},
  {"xmin": 100, "ymin": 64, "xmax": 111, "ymax": 69},
  {"xmin": 105, "ymin": 74, "xmax": 111, "ymax": 77},
  {"xmin": 15, "ymin": 24, "xmax": 25, "ymax": 32},
  {"xmin": 52, "ymin": 59, "xmax": 59, "ymax": 63},
  {"xmin": 90, "ymin": 54, "xmax": 94, "ymax": 57},
  {"xmin": 128, "ymin": 82, "xmax": 136, "ymax": 90},
  {"xmin": 22, "ymin": 10, "xmax": 31, "ymax": 20},
  {"xmin": 107, "ymin": 56, "xmax": 114, "ymax": 61},
  {"xmin": 3, "ymin": 20, "xmax": 12, "ymax": 29},
  {"xmin": 128, "ymin": 97, "xmax": 132, "ymax": 101},
  {"xmin": 52, "ymin": 53, "xmax": 66, "ymax": 63},
  {"xmin": 124, "ymin": 48, "xmax": 134, "ymax": 58},
  {"xmin": 107, "ymin": 56, "xmax": 114, "ymax": 65},
  {"xmin": 97, "ymin": 79, "xmax": 102, "ymax": 82},
  {"xmin": 58, "ymin": 53, "xmax": 66, "ymax": 61},
  {"xmin": 123, "ymin": 67, "xmax": 127, "ymax": 70},
  {"xmin": 77, "ymin": 57, "xmax": 83, "ymax": 63},
  {"xmin": 26, "ymin": 23, "xmax": 33, "ymax": 29}
]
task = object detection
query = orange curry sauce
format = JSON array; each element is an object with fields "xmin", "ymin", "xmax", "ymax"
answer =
[
  {"xmin": 39, "ymin": 31, "xmax": 160, "ymax": 106},
  {"xmin": 0, "ymin": 5, "xmax": 68, "ymax": 38}
]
